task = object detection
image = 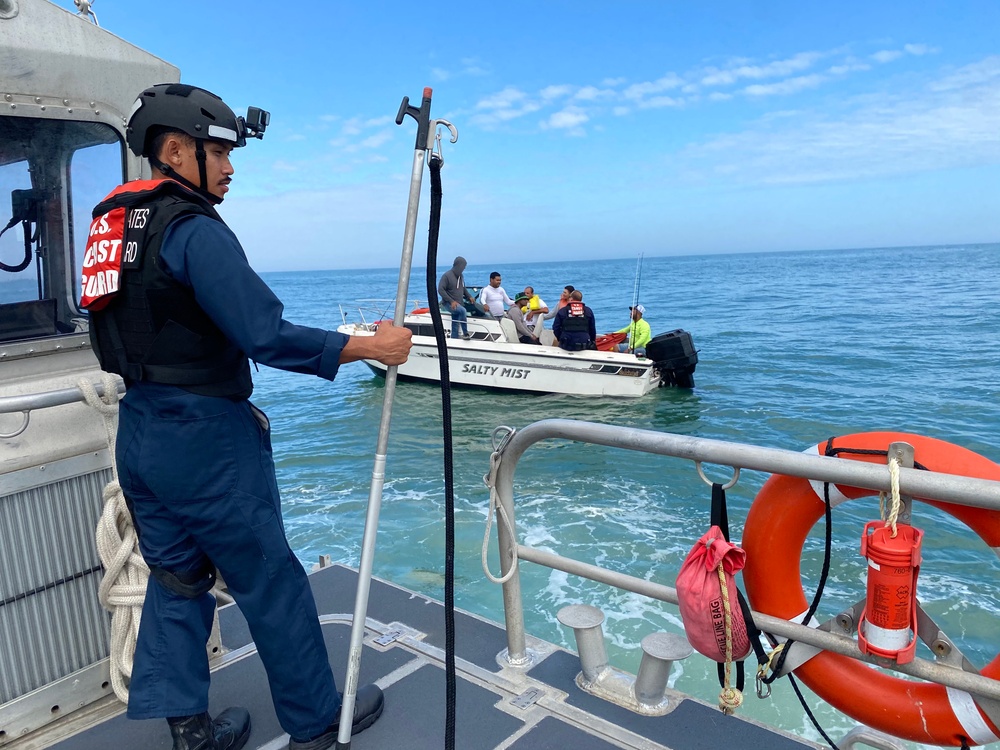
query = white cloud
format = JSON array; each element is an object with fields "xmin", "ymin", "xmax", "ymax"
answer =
[
  {"xmin": 929, "ymin": 55, "xmax": 1000, "ymax": 92},
  {"xmin": 701, "ymin": 51, "xmax": 824, "ymax": 87},
  {"xmin": 904, "ymin": 44, "xmax": 936, "ymax": 56},
  {"xmin": 469, "ymin": 87, "xmax": 545, "ymax": 125},
  {"xmin": 340, "ymin": 117, "xmax": 364, "ymax": 136},
  {"xmin": 743, "ymin": 74, "xmax": 826, "ymax": 97},
  {"xmin": 623, "ymin": 74, "xmax": 684, "ymax": 100},
  {"xmin": 639, "ymin": 95, "xmax": 683, "ymax": 109},
  {"xmin": 700, "ymin": 68, "xmax": 738, "ymax": 87},
  {"xmin": 829, "ymin": 61, "xmax": 871, "ymax": 75},
  {"xmin": 575, "ymin": 85, "xmax": 611, "ymax": 101},
  {"xmin": 540, "ymin": 84, "xmax": 574, "ymax": 101},
  {"xmin": 872, "ymin": 49, "xmax": 904, "ymax": 64},
  {"xmin": 476, "ymin": 86, "xmax": 529, "ymax": 110},
  {"xmin": 544, "ymin": 107, "xmax": 589, "ymax": 130},
  {"xmin": 357, "ymin": 132, "xmax": 392, "ymax": 150},
  {"xmin": 432, "ymin": 67, "xmax": 450, "ymax": 81},
  {"xmin": 674, "ymin": 56, "xmax": 1000, "ymax": 187}
]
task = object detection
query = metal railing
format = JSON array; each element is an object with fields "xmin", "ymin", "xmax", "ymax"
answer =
[
  {"xmin": 0, "ymin": 378, "xmax": 123, "ymax": 439},
  {"xmin": 489, "ymin": 419, "xmax": 1000, "ymax": 708}
]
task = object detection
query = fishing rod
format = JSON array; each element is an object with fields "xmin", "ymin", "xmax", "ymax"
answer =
[
  {"xmin": 628, "ymin": 252, "xmax": 643, "ymax": 353},
  {"xmin": 335, "ymin": 88, "xmax": 457, "ymax": 750}
]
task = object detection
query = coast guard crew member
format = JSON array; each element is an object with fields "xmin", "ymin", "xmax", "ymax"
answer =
[
  {"xmin": 81, "ymin": 84, "xmax": 409, "ymax": 750},
  {"xmin": 552, "ymin": 289, "xmax": 597, "ymax": 351}
]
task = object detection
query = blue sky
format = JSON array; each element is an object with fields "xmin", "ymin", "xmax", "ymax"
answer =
[{"xmin": 74, "ymin": 1, "xmax": 999, "ymax": 271}]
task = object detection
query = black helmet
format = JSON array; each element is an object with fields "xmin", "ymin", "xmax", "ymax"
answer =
[{"xmin": 126, "ymin": 83, "xmax": 246, "ymax": 157}]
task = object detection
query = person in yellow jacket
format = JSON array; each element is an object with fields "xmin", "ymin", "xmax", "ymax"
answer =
[
  {"xmin": 615, "ymin": 304, "xmax": 651, "ymax": 354},
  {"xmin": 522, "ymin": 285, "xmax": 549, "ymax": 335}
]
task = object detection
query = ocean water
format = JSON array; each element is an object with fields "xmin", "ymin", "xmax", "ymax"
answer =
[{"xmin": 250, "ymin": 244, "xmax": 1000, "ymax": 749}]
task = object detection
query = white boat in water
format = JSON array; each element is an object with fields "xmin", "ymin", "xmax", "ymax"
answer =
[{"xmin": 337, "ymin": 309, "xmax": 699, "ymax": 397}]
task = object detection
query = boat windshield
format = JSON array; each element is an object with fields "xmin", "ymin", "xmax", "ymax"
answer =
[{"xmin": 0, "ymin": 115, "xmax": 123, "ymax": 343}]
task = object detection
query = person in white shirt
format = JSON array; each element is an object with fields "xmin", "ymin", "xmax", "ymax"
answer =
[{"xmin": 479, "ymin": 271, "xmax": 514, "ymax": 318}]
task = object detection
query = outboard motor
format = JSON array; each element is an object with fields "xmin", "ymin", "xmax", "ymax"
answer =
[{"xmin": 647, "ymin": 329, "xmax": 698, "ymax": 388}]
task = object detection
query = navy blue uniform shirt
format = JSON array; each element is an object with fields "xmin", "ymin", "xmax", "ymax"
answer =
[{"xmin": 159, "ymin": 214, "xmax": 349, "ymax": 382}]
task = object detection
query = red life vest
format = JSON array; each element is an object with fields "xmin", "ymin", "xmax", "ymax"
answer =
[
  {"xmin": 83, "ymin": 179, "xmax": 252, "ymax": 399},
  {"xmin": 79, "ymin": 182, "xmax": 164, "ymax": 310}
]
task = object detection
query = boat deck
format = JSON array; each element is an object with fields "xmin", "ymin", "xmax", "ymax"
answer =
[{"xmin": 43, "ymin": 565, "xmax": 817, "ymax": 750}]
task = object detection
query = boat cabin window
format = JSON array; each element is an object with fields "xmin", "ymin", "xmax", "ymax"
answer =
[
  {"xmin": 405, "ymin": 322, "xmax": 437, "ymax": 337},
  {"xmin": 0, "ymin": 116, "xmax": 124, "ymax": 343}
]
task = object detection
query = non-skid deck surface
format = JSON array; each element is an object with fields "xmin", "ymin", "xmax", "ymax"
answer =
[
  {"xmin": 528, "ymin": 650, "xmax": 814, "ymax": 750},
  {"xmin": 50, "ymin": 565, "xmax": 816, "ymax": 750}
]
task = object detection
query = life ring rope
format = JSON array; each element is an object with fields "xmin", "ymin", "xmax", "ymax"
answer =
[{"xmin": 743, "ymin": 432, "xmax": 1000, "ymax": 747}]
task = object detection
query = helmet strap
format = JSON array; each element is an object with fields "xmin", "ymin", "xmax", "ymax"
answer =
[
  {"xmin": 194, "ymin": 139, "xmax": 210, "ymax": 195},
  {"xmin": 148, "ymin": 151, "xmax": 223, "ymax": 206}
]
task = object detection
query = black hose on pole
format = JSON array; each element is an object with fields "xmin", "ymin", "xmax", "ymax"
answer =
[{"xmin": 425, "ymin": 152, "xmax": 457, "ymax": 750}]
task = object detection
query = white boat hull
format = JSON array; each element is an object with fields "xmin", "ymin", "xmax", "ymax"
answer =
[{"xmin": 338, "ymin": 313, "xmax": 661, "ymax": 397}]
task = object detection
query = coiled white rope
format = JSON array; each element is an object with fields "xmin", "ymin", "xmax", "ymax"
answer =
[{"xmin": 79, "ymin": 373, "xmax": 148, "ymax": 703}]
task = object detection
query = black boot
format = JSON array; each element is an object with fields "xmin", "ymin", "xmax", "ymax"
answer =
[
  {"xmin": 168, "ymin": 707, "xmax": 252, "ymax": 750},
  {"xmin": 288, "ymin": 684, "xmax": 385, "ymax": 750}
]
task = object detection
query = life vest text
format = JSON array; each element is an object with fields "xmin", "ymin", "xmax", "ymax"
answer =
[{"xmin": 80, "ymin": 206, "xmax": 126, "ymax": 311}]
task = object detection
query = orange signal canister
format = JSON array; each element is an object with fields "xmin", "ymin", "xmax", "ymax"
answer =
[{"xmin": 857, "ymin": 520, "xmax": 923, "ymax": 664}]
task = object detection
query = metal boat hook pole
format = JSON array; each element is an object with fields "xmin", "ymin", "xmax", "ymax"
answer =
[{"xmin": 335, "ymin": 88, "xmax": 457, "ymax": 750}]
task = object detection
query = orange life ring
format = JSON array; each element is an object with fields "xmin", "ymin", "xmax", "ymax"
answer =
[
  {"xmin": 743, "ymin": 431, "xmax": 1000, "ymax": 747},
  {"xmin": 410, "ymin": 307, "xmax": 430, "ymax": 314}
]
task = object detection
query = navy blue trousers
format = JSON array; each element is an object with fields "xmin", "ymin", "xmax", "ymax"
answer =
[{"xmin": 116, "ymin": 383, "xmax": 339, "ymax": 739}]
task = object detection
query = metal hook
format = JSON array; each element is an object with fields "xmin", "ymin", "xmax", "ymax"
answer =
[
  {"xmin": 0, "ymin": 410, "xmax": 30, "ymax": 440},
  {"xmin": 491, "ymin": 425, "xmax": 515, "ymax": 453},
  {"xmin": 426, "ymin": 118, "xmax": 458, "ymax": 154},
  {"xmin": 694, "ymin": 460, "xmax": 740, "ymax": 490}
]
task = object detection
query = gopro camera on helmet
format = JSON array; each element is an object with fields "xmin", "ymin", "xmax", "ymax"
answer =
[{"xmin": 240, "ymin": 107, "xmax": 270, "ymax": 141}]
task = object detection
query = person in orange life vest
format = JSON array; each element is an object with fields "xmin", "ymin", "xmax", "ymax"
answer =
[
  {"xmin": 542, "ymin": 284, "xmax": 574, "ymax": 325},
  {"xmin": 82, "ymin": 84, "xmax": 406, "ymax": 750},
  {"xmin": 552, "ymin": 289, "xmax": 597, "ymax": 351}
]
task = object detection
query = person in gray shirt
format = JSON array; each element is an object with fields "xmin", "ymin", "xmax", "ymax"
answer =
[
  {"xmin": 505, "ymin": 293, "xmax": 540, "ymax": 344},
  {"xmin": 437, "ymin": 256, "xmax": 477, "ymax": 339}
]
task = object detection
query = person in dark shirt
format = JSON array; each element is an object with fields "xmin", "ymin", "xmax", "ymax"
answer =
[
  {"xmin": 85, "ymin": 83, "xmax": 406, "ymax": 750},
  {"xmin": 552, "ymin": 290, "xmax": 596, "ymax": 351}
]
